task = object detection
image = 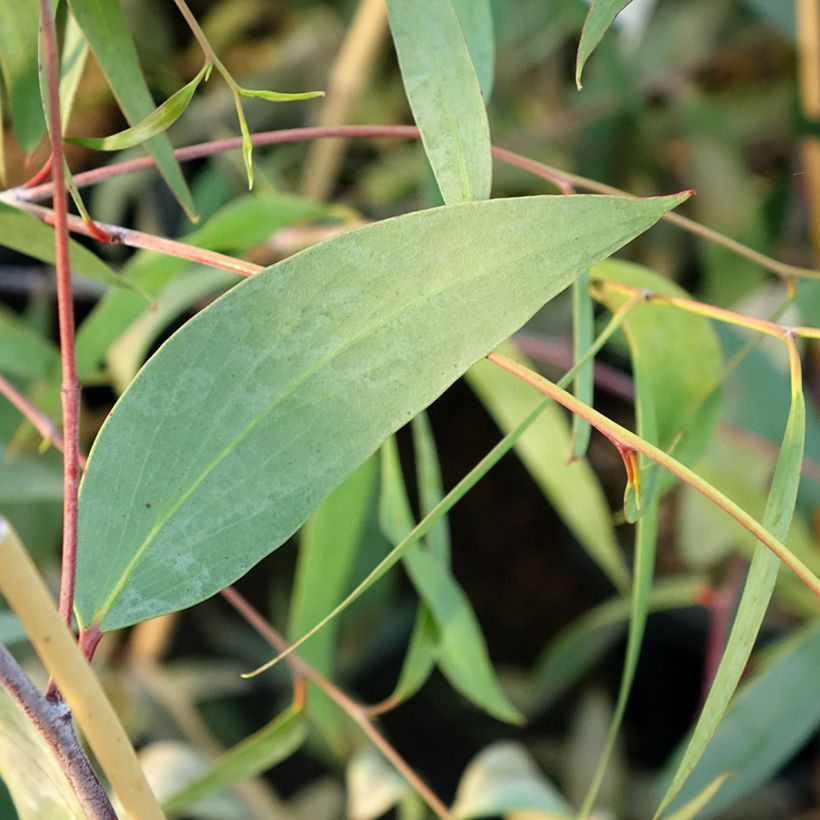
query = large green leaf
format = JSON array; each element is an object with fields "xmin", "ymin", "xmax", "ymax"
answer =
[
  {"xmin": 75, "ymin": 193, "xmax": 687, "ymax": 632},
  {"xmin": 0, "ymin": 0, "xmax": 45, "ymax": 151},
  {"xmin": 386, "ymin": 0, "xmax": 491, "ymax": 204},
  {"xmin": 67, "ymin": 0, "xmax": 196, "ymax": 219},
  {"xmin": 659, "ymin": 621, "xmax": 820, "ymax": 817}
]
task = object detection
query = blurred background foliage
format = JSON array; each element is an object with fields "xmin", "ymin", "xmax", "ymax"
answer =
[{"xmin": 1, "ymin": 0, "xmax": 819, "ymax": 817}]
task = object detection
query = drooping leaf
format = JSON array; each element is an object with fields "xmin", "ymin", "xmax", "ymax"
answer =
[
  {"xmin": 450, "ymin": 0, "xmax": 495, "ymax": 100},
  {"xmin": 67, "ymin": 0, "xmax": 197, "ymax": 219},
  {"xmin": 0, "ymin": 308, "xmax": 59, "ymax": 381},
  {"xmin": 288, "ymin": 457, "xmax": 379, "ymax": 754},
  {"xmin": 0, "ymin": 0, "xmax": 45, "ymax": 151},
  {"xmin": 380, "ymin": 437, "xmax": 521, "ymax": 723},
  {"xmin": 654, "ymin": 354, "xmax": 806, "ymax": 816},
  {"xmin": 663, "ymin": 774, "xmax": 732, "ymax": 820},
  {"xmin": 659, "ymin": 621, "xmax": 820, "ymax": 817},
  {"xmin": 0, "ymin": 202, "xmax": 133, "ymax": 293},
  {"xmin": 58, "ymin": 12, "xmax": 89, "ymax": 132},
  {"xmin": 0, "ymin": 678, "xmax": 86, "ymax": 819},
  {"xmin": 75, "ymin": 193, "xmax": 687, "ymax": 632},
  {"xmin": 67, "ymin": 64, "xmax": 211, "ymax": 151},
  {"xmin": 451, "ymin": 742, "xmax": 573, "ymax": 819},
  {"xmin": 347, "ymin": 748, "xmax": 411, "ymax": 820},
  {"xmin": 163, "ymin": 705, "xmax": 306, "ymax": 815},
  {"xmin": 386, "ymin": 0, "xmax": 491, "ymax": 204},
  {"xmin": 575, "ymin": 0, "xmax": 635, "ymax": 89},
  {"xmin": 466, "ymin": 342, "xmax": 629, "ymax": 591}
]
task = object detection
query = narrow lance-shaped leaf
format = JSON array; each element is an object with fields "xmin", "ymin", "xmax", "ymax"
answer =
[
  {"xmin": 659, "ymin": 621, "xmax": 820, "ymax": 817},
  {"xmin": 450, "ymin": 0, "xmax": 495, "ymax": 101},
  {"xmin": 74, "ymin": 193, "xmax": 688, "ymax": 633},
  {"xmin": 0, "ymin": 0, "xmax": 45, "ymax": 151},
  {"xmin": 576, "ymin": 0, "xmax": 635, "ymax": 89},
  {"xmin": 288, "ymin": 457, "xmax": 378, "ymax": 754},
  {"xmin": 380, "ymin": 437, "xmax": 521, "ymax": 723},
  {"xmin": 163, "ymin": 705, "xmax": 306, "ymax": 816},
  {"xmin": 570, "ymin": 270, "xmax": 594, "ymax": 459},
  {"xmin": 67, "ymin": 64, "xmax": 211, "ymax": 151},
  {"xmin": 67, "ymin": 0, "xmax": 197, "ymax": 219},
  {"xmin": 654, "ymin": 343, "xmax": 806, "ymax": 817},
  {"xmin": 239, "ymin": 87, "xmax": 323, "ymax": 103},
  {"xmin": 386, "ymin": 0, "xmax": 491, "ymax": 204}
]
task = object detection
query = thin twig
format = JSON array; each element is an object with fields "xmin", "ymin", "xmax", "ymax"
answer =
[
  {"xmin": 14, "ymin": 200, "xmax": 262, "ymax": 277},
  {"xmin": 9, "ymin": 124, "xmax": 818, "ymax": 282},
  {"xmin": 0, "ymin": 642, "xmax": 115, "ymax": 818},
  {"xmin": 220, "ymin": 586, "xmax": 453, "ymax": 820},
  {"xmin": 39, "ymin": 0, "xmax": 81, "ymax": 629},
  {"xmin": 0, "ymin": 374, "xmax": 87, "ymax": 469}
]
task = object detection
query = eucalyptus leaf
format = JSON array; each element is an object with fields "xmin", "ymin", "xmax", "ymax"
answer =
[
  {"xmin": 387, "ymin": 0, "xmax": 491, "ymax": 204},
  {"xmin": 654, "ymin": 359, "xmax": 806, "ymax": 816},
  {"xmin": 0, "ymin": 0, "xmax": 45, "ymax": 151},
  {"xmin": 67, "ymin": 0, "xmax": 196, "ymax": 219},
  {"xmin": 75, "ymin": 193, "xmax": 687, "ymax": 632},
  {"xmin": 0, "ymin": 309, "xmax": 59, "ymax": 381},
  {"xmin": 576, "ymin": 0, "xmax": 634, "ymax": 89},
  {"xmin": 68, "ymin": 64, "xmax": 211, "ymax": 151}
]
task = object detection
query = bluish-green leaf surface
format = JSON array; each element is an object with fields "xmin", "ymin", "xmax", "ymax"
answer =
[
  {"xmin": 75, "ymin": 193, "xmax": 686, "ymax": 632},
  {"xmin": 387, "ymin": 0, "xmax": 491, "ymax": 204}
]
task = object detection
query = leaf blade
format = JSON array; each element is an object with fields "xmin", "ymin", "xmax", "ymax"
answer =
[
  {"xmin": 386, "ymin": 0, "xmax": 491, "ymax": 204},
  {"xmin": 75, "ymin": 193, "xmax": 688, "ymax": 631}
]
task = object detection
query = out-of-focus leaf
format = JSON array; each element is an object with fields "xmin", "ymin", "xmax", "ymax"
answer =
[
  {"xmin": 0, "ymin": 610, "xmax": 26, "ymax": 646},
  {"xmin": 0, "ymin": 670, "xmax": 86, "ymax": 819},
  {"xmin": 576, "ymin": 0, "xmax": 634, "ymax": 89},
  {"xmin": 570, "ymin": 270, "xmax": 594, "ymax": 459},
  {"xmin": 528, "ymin": 578, "xmax": 702, "ymax": 713},
  {"xmin": 58, "ymin": 13, "xmax": 89, "ymax": 131},
  {"xmin": 664, "ymin": 774, "xmax": 732, "ymax": 820},
  {"xmin": 0, "ymin": 309, "xmax": 59, "ymax": 381},
  {"xmin": 347, "ymin": 748, "xmax": 410, "ymax": 820},
  {"xmin": 74, "ymin": 192, "xmax": 328, "ymax": 380},
  {"xmin": 412, "ymin": 412, "xmax": 450, "ymax": 561},
  {"xmin": 450, "ymin": 0, "xmax": 495, "ymax": 100},
  {"xmin": 655, "ymin": 360, "xmax": 806, "ymax": 816},
  {"xmin": 467, "ymin": 342, "xmax": 629, "ymax": 591},
  {"xmin": 0, "ymin": 0, "xmax": 45, "ymax": 151},
  {"xmin": 73, "ymin": 193, "xmax": 687, "ymax": 632},
  {"xmin": 163, "ymin": 706, "xmax": 306, "ymax": 815},
  {"xmin": 386, "ymin": 0, "xmax": 491, "ymax": 204},
  {"xmin": 67, "ymin": 0, "xmax": 197, "ymax": 219},
  {"xmin": 67, "ymin": 64, "xmax": 211, "ymax": 151},
  {"xmin": 451, "ymin": 742, "xmax": 573, "ymax": 819},
  {"xmin": 0, "ymin": 445, "xmax": 63, "ymax": 504},
  {"xmin": 0, "ymin": 202, "xmax": 133, "ymax": 293},
  {"xmin": 659, "ymin": 622, "xmax": 820, "ymax": 817},
  {"xmin": 288, "ymin": 457, "xmax": 378, "ymax": 755},
  {"xmin": 380, "ymin": 437, "xmax": 521, "ymax": 723}
]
